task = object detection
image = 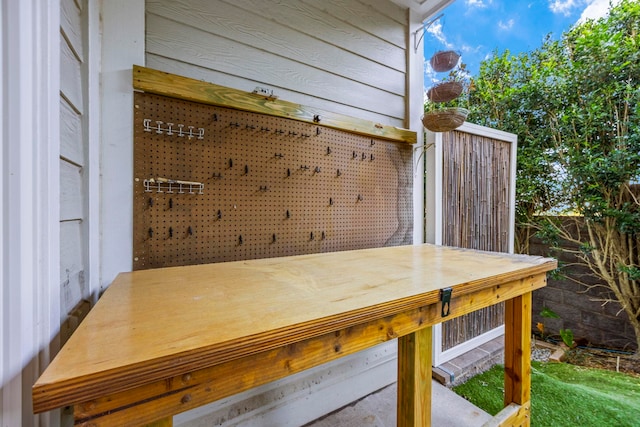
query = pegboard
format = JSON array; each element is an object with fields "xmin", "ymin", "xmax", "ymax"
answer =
[{"xmin": 133, "ymin": 92, "xmax": 413, "ymax": 270}]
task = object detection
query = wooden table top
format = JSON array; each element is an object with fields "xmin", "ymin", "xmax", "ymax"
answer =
[{"xmin": 33, "ymin": 244, "xmax": 555, "ymax": 413}]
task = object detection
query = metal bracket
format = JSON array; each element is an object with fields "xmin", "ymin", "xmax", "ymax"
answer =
[
  {"xmin": 413, "ymin": 13, "xmax": 444, "ymax": 53},
  {"xmin": 440, "ymin": 287, "xmax": 452, "ymax": 318}
]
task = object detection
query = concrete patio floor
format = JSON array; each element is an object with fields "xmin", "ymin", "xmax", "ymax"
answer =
[
  {"xmin": 304, "ymin": 380, "xmax": 491, "ymax": 427},
  {"xmin": 305, "ymin": 335, "xmax": 508, "ymax": 426}
]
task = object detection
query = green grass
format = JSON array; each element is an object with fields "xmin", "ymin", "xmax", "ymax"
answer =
[{"xmin": 452, "ymin": 361, "xmax": 640, "ymax": 427}]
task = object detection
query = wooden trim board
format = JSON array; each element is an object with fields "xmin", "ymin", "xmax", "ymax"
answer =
[{"xmin": 132, "ymin": 65, "xmax": 417, "ymax": 144}]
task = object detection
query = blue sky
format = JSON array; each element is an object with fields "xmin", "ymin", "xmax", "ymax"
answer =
[{"xmin": 423, "ymin": 0, "xmax": 621, "ymax": 81}]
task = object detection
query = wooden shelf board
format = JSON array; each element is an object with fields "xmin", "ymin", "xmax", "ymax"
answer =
[{"xmin": 132, "ymin": 65, "xmax": 417, "ymax": 144}]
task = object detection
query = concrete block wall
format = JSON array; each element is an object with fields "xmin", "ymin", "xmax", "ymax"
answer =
[{"xmin": 527, "ymin": 220, "xmax": 637, "ymax": 351}]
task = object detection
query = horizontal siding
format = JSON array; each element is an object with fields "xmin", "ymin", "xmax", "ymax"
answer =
[
  {"xmin": 145, "ymin": 14, "xmax": 404, "ymax": 120},
  {"xmin": 60, "ymin": 159, "xmax": 83, "ymax": 221},
  {"xmin": 145, "ymin": 55, "xmax": 403, "ymax": 126},
  {"xmin": 61, "ymin": 0, "xmax": 83, "ymax": 62},
  {"xmin": 60, "ymin": 0, "xmax": 87, "ymax": 334},
  {"xmin": 60, "ymin": 220, "xmax": 85, "ymax": 316},
  {"xmin": 359, "ymin": 0, "xmax": 406, "ymax": 24},
  {"xmin": 148, "ymin": 0, "xmax": 404, "ymax": 96},
  {"xmin": 60, "ymin": 34, "xmax": 83, "ymax": 113},
  {"xmin": 303, "ymin": 0, "xmax": 405, "ymax": 47},
  {"xmin": 145, "ymin": 0, "xmax": 407, "ymax": 124},
  {"xmin": 60, "ymin": 97, "xmax": 84, "ymax": 165},
  {"xmin": 195, "ymin": 0, "xmax": 406, "ymax": 72}
]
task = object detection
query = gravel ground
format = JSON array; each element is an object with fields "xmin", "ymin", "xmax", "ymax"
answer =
[{"xmin": 531, "ymin": 347, "xmax": 552, "ymax": 362}]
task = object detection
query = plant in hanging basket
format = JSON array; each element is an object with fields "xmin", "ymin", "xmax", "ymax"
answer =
[
  {"xmin": 423, "ymin": 63, "xmax": 474, "ymax": 132},
  {"xmin": 427, "ymin": 81, "xmax": 463, "ymax": 103},
  {"xmin": 429, "ymin": 50, "xmax": 460, "ymax": 72},
  {"xmin": 421, "ymin": 107, "xmax": 469, "ymax": 132}
]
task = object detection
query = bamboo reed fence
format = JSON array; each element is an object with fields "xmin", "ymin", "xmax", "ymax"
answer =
[{"xmin": 441, "ymin": 130, "xmax": 512, "ymax": 350}]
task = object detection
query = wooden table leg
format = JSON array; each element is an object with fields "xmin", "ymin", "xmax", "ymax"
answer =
[
  {"xmin": 397, "ymin": 326, "xmax": 432, "ymax": 427},
  {"xmin": 503, "ymin": 292, "xmax": 532, "ymax": 425}
]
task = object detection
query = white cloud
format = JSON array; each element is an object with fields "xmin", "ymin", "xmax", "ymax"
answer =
[
  {"xmin": 466, "ymin": 0, "xmax": 493, "ymax": 8},
  {"xmin": 549, "ymin": 0, "xmax": 621, "ymax": 20},
  {"xmin": 498, "ymin": 18, "xmax": 515, "ymax": 31},
  {"xmin": 578, "ymin": 0, "xmax": 622, "ymax": 23},
  {"xmin": 424, "ymin": 61, "xmax": 438, "ymax": 85},
  {"xmin": 461, "ymin": 43, "xmax": 485, "ymax": 56},
  {"xmin": 426, "ymin": 20, "xmax": 455, "ymax": 50},
  {"xmin": 549, "ymin": 0, "xmax": 581, "ymax": 16}
]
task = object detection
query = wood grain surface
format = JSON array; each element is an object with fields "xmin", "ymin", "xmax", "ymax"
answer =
[
  {"xmin": 133, "ymin": 66, "xmax": 417, "ymax": 144},
  {"xmin": 33, "ymin": 244, "xmax": 555, "ymax": 415},
  {"xmin": 67, "ymin": 275, "xmax": 541, "ymax": 426},
  {"xmin": 397, "ymin": 327, "xmax": 433, "ymax": 427}
]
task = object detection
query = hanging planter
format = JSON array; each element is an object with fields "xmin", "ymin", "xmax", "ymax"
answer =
[
  {"xmin": 429, "ymin": 50, "xmax": 460, "ymax": 72},
  {"xmin": 427, "ymin": 81, "xmax": 464, "ymax": 103},
  {"xmin": 421, "ymin": 108, "xmax": 469, "ymax": 132}
]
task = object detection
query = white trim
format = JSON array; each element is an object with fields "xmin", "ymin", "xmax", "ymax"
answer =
[
  {"xmin": 392, "ymin": 0, "xmax": 454, "ymax": 22},
  {"xmin": 1, "ymin": 1, "xmax": 5, "ymax": 418},
  {"xmin": 408, "ymin": 8, "xmax": 426, "ymax": 245},
  {"xmin": 84, "ymin": 0, "xmax": 101, "ymax": 302},
  {"xmin": 424, "ymin": 131, "xmax": 442, "ymax": 245},
  {"xmin": 100, "ymin": 0, "xmax": 145, "ymax": 290},
  {"xmin": 507, "ymin": 131, "xmax": 518, "ymax": 254},
  {"xmin": 425, "ymin": 131, "xmax": 444, "ymax": 364},
  {"xmin": 438, "ymin": 326, "xmax": 505, "ymax": 364},
  {"xmin": 457, "ymin": 121, "xmax": 517, "ymax": 144},
  {"xmin": 1, "ymin": 0, "xmax": 61, "ymax": 425},
  {"xmin": 432, "ymin": 320, "xmax": 444, "ymax": 365}
]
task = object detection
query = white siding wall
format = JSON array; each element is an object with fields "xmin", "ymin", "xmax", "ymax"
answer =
[
  {"xmin": 60, "ymin": 0, "xmax": 89, "ymax": 338},
  {"xmin": 145, "ymin": 0, "xmax": 407, "ymax": 127},
  {"xmin": 143, "ymin": 1, "xmax": 410, "ymax": 425}
]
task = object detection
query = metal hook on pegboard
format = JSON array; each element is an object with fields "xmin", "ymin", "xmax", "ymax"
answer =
[
  {"xmin": 143, "ymin": 177, "xmax": 204, "ymax": 195},
  {"xmin": 133, "ymin": 91, "xmax": 414, "ymax": 269},
  {"xmin": 142, "ymin": 118, "xmax": 204, "ymax": 139}
]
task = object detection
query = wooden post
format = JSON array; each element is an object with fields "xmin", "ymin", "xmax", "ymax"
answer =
[
  {"xmin": 397, "ymin": 326, "xmax": 433, "ymax": 427},
  {"xmin": 504, "ymin": 292, "xmax": 532, "ymax": 424}
]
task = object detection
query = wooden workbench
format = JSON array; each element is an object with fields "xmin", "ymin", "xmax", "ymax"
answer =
[{"xmin": 33, "ymin": 244, "xmax": 556, "ymax": 426}]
